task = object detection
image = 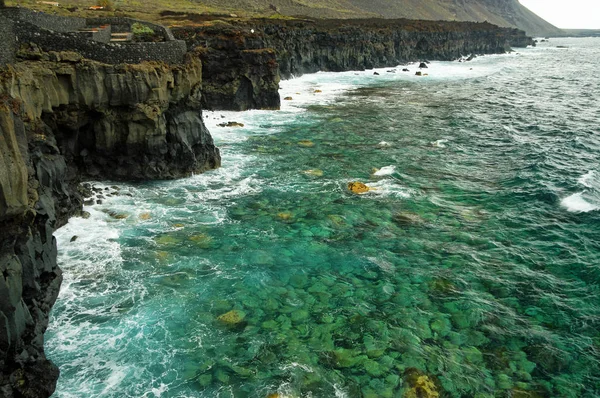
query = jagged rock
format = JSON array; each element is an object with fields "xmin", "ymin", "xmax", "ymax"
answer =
[
  {"xmin": 419, "ymin": 62, "xmax": 428, "ymax": 68},
  {"xmin": 218, "ymin": 121, "xmax": 245, "ymax": 127},
  {"xmin": 373, "ymin": 71, "xmax": 380, "ymax": 75}
]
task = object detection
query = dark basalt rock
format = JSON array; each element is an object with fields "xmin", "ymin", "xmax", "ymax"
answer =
[
  {"xmin": 174, "ymin": 18, "xmax": 533, "ymax": 111},
  {"xmin": 0, "ymin": 50, "xmax": 220, "ymax": 397}
]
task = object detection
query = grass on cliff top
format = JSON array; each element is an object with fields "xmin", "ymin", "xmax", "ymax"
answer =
[
  {"xmin": 5, "ymin": 0, "xmax": 381, "ymax": 27},
  {"xmin": 5, "ymin": 0, "xmax": 304, "ymax": 27}
]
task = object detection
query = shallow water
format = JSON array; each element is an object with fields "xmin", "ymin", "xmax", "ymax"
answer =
[{"xmin": 47, "ymin": 38, "xmax": 600, "ymax": 397}]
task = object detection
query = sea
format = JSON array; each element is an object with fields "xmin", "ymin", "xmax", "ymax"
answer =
[{"xmin": 46, "ymin": 37, "xmax": 600, "ymax": 397}]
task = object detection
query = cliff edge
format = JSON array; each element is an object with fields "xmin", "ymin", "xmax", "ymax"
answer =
[{"xmin": 0, "ymin": 49, "xmax": 220, "ymax": 397}]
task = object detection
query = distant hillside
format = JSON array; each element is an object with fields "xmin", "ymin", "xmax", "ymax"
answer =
[
  {"xmin": 4, "ymin": 0, "xmax": 562, "ymax": 37},
  {"xmin": 189, "ymin": 0, "xmax": 563, "ymax": 37}
]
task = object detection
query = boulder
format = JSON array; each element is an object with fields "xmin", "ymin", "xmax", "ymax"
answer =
[
  {"xmin": 217, "ymin": 310, "xmax": 246, "ymax": 326},
  {"xmin": 348, "ymin": 182, "xmax": 370, "ymax": 194},
  {"xmin": 418, "ymin": 62, "xmax": 428, "ymax": 68},
  {"xmin": 217, "ymin": 121, "xmax": 245, "ymax": 127}
]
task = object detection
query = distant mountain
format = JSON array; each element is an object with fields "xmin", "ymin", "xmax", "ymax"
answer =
[{"xmin": 193, "ymin": 0, "xmax": 563, "ymax": 37}]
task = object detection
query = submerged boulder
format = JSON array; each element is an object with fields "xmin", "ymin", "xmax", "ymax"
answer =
[
  {"xmin": 217, "ymin": 310, "xmax": 247, "ymax": 326},
  {"xmin": 403, "ymin": 369, "xmax": 441, "ymax": 398}
]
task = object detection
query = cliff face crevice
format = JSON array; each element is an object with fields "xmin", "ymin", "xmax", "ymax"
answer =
[
  {"xmin": 175, "ymin": 19, "xmax": 533, "ymax": 110},
  {"xmin": 0, "ymin": 50, "xmax": 220, "ymax": 397}
]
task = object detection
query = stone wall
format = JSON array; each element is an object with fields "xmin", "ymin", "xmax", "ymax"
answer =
[
  {"xmin": 0, "ymin": 15, "xmax": 15, "ymax": 66},
  {"xmin": 12, "ymin": 18, "xmax": 187, "ymax": 65},
  {"xmin": 1, "ymin": 7, "xmax": 86, "ymax": 32},
  {"xmin": 87, "ymin": 16, "xmax": 175, "ymax": 40},
  {"xmin": 0, "ymin": 8, "xmax": 188, "ymax": 65}
]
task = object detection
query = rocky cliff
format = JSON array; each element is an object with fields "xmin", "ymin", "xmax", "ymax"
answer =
[
  {"xmin": 0, "ymin": 48, "xmax": 220, "ymax": 397},
  {"xmin": 174, "ymin": 18, "xmax": 533, "ymax": 110}
]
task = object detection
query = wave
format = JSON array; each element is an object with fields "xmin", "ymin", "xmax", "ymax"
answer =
[
  {"xmin": 561, "ymin": 170, "xmax": 600, "ymax": 213},
  {"xmin": 561, "ymin": 192, "xmax": 599, "ymax": 213},
  {"xmin": 578, "ymin": 170, "xmax": 597, "ymax": 189},
  {"xmin": 373, "ymin": 165, "xmax": 396, "ymax": 176}
]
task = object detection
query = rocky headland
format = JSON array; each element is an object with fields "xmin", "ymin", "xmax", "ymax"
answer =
[
  {"xmin": 173, "ymin": 18, "xmax": 534, "ymax": 110},
  {"xmin": 0, "ymin": 45, "xmax": 220, "ymax": 397},
  {"xmin": 0, "ymin": 9, "xmax": 532, "ymax": 397}
]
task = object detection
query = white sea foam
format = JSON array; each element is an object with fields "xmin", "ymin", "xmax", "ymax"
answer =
[
  {"xmin": 578, "ymin": 170, "xmax": 597, "ymax": 188},
  {"xmin": 349, "ymin": 179, "xmax": 411, "ymax": 198},
  {"xmin": 431, "ymin": 139, "xmax": 449, "ymax": 148},
  {"xmin": 561, "ymin": 192, "xmax": 599, "ymax": 213},
  {"xmin": 373, "ymin": 165, "xmax": 396, "ymax": 176}
]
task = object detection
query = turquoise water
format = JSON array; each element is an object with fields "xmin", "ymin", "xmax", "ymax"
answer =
[{"xmin": 47, "ymin": 38, "xmax": 600, "ymax": 397}]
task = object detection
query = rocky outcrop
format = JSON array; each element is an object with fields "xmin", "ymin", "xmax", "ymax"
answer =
[
  {"xmin": 175, "ymin": 26, "xmax": 281, "ymax": 111},
  {"xmin": 175, "ymin": 18, "xmax": 533, "ymax": 110},
  {"xmin": 0, "ymin": 48, "xmax": 220, "ymax": 397}
]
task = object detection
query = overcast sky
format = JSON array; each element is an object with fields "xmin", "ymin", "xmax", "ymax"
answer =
[{"xmin": 519, "ymin": 0, "xmax": 600, "ymax": 29}]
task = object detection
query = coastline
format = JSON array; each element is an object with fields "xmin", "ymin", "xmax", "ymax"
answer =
[{"xmin": 0, "ymin": 11, "xmax": 533, "ymax": 397}]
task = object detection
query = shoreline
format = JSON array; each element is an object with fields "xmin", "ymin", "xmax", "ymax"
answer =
[{"xmin": 0, "ymin": 11, "xmax": 533, "ymax": 397}]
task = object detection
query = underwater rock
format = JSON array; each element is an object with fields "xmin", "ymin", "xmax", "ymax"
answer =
[
  {"xmin": 189, "ymin": 233, "xmax": 213, "ymax": 249},
  {"xmin": 139, "ymin": 212, "xmax": 151, "ymax": 220},
  {"xmin": 197, "ymin": 373, "xmax": 213, "ymax": 388},
  {"xmin": 303, "ymin": 169, "xmax": 323, "ymax": 177},
  {"xmin": 348, "ymin": 181, "xmax": 371, "ymax": 194},
  {"xmin": 217, "ymin": 310, "xmax": 247, "ymax": 326},
  {"xmin": 155, "ymin": 235, "xmax": 180, "ymax": 246},
  {"xmin": 393, "ymin": 212, "xmax": 424, "ymax": 226},
  {"xmin": 314, "ymin": 89, "xmax": 322, "ymax": 93},
  {"xmin": 277, "ymin": 212, "xmax": 293, "ymax": 221},
  {"xmin": 403, "ymin": 369, "xmax": 441, "ymax": 398},
  {"xmin": 298, "ymin": 140, "xmax": 315, "ymax": 147}
]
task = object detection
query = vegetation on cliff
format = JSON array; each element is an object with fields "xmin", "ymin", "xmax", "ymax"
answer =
[{"xmin": 5, "ymin": 0, "xmax": 562, "ymax": 37}]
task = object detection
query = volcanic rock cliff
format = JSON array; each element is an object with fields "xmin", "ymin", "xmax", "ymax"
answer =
[
  {"xmin": 174, "ymin": 18, "xmax": 534, "ymax": 111},
  {"xmin": 0, "ymin": 49, "xmax": 220, "ymax": 397}
]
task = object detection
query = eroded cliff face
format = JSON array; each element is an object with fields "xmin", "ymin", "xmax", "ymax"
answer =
[
  {"xmin": 175, "ymin": 18, "xmax": 533, "ymax": 110},
  {"xmin": 0, "ymin": 49, "xmax": 220, "ymax": 397}
]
